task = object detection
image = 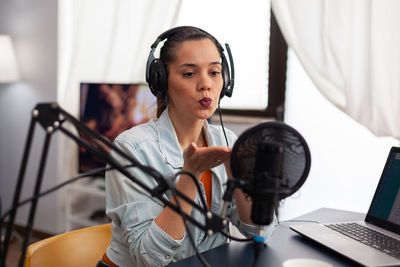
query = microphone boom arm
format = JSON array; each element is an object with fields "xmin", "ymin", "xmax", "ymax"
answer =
[{"xmin": 1, "ymin": 103, "xmax": 228, "ymax": 267}]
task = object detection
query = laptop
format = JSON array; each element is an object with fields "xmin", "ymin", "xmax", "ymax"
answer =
[{"xmin": 290, "ymin": 146, "xmax": 400, "ymax": 267}]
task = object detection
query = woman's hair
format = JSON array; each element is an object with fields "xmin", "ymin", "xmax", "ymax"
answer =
[{"xmin": 156, "ymin": 27, "xmax": 223, "ymax": 118}]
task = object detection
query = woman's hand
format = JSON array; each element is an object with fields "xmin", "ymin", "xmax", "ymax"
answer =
[
  {"xmin": 222, "ymin": 148, "xmax": 254, "ymax": 225},
  {"xmin": 182, "ymin": 143, "xmax": 231, "ymax": 179},
  {"xmin": 224, "ymin": 158, "xmax": 233, "ymax": 180}
]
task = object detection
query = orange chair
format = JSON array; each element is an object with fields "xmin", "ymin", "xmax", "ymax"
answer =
[{"xmin": 23, "ymin": 224, "xmax": 111, "ymax": 267}]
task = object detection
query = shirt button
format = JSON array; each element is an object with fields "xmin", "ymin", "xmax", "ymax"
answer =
[
  {"xmin": 165, "ymin": 254, "xmax": 170, "ymax": 259},
  {"xmin": 172, "ymin": 246, "xmax": 178, "ymax": 250}
]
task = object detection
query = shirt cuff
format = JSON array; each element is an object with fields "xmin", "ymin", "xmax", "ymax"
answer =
[
  {"xmin": 140, "ymin": 219, "xmax": 185, "ymax": 266},
  {"xmin": 237, "ymin": 219, "xmax": 258, "ymax": 237},
  {"xmin": 237, "ymin": 217, "xmax": 277, "ymax": 243}
]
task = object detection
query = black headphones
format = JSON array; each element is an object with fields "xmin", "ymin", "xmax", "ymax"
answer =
[{"xmin": 145, "ymin": 26, "xmax": 234, "ymax": 101}]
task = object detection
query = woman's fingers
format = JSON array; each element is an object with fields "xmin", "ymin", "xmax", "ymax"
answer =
[
  {"xmin": 183, "ymin": 142, "xmax": 197, "ymax": 158},
  {"xmin": 183, "ymin": 144, "xmax": 232, "ymax": 177}
]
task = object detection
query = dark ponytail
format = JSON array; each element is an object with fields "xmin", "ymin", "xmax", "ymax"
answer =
[{"xmin": 156, "ymin": 98, "xmax": 167, "ymax": 118}]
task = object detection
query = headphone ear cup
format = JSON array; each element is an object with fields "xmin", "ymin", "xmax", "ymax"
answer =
[
  {"xmin": 148, "ymin": 59, "xmax": 167, "ymax": 99},
  {"xmin": 220, "ymin": 59, "xmax": 231, "ymax": 99}
]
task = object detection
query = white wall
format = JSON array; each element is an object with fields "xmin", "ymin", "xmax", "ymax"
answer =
[
  {"xmin": 278, "ymin": 50, "xmax": 399, "ymax": 221},
  {"xmin": 0, "ymin": 0, "xmax": 63, "ymax": 234}
]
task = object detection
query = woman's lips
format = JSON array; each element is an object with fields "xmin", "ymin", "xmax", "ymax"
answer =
[{"xmin": 199, "ymin": 97, "xmax": 212, "ymax": 108}]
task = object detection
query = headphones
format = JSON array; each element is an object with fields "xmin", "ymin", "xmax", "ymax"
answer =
[{"xmin": 146, "ymin": 26, "xmax": 235, "ymax": 101}]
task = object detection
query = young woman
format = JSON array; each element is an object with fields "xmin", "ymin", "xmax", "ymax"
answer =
[{"xmin": 101, "ymin": 26, "xmax": 276, "ymax": 267}]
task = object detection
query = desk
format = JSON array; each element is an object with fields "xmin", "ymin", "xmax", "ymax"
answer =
[{"xmin": 169, "ymin": 208, "xmax": 364, "ymax": 266}]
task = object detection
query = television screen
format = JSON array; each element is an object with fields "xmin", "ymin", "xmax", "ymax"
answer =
[{"xmin": 79, "ymin": 83, "xmax": 157, "ymax": 174}]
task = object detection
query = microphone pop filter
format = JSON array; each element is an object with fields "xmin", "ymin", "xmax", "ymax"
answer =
[{"xmin": 230, "ymin": 121, "xmax": 311, "ymax": 200}]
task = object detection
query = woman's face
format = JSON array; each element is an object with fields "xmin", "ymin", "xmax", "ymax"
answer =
[{"xmin": 167, "ymin": 38, "xmax": 223, "ymax": 122}]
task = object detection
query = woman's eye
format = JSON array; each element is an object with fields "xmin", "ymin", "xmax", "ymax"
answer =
[
  {"xmin": 183, "ymin": 72, "xmax": 195, "ymax": 77},
  {"xmin": 211, "ymin": 71, "xmax": 221, "ymax": 76}
]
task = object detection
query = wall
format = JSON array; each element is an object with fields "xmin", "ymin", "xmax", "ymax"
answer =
[{"xmin": 0, "ymin": 0, "xmax": 62, "ymax": 233}]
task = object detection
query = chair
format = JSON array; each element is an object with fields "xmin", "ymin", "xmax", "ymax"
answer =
[{"xmin": 24, "ymin": 223, "xmax": 111, "ymax": 267}]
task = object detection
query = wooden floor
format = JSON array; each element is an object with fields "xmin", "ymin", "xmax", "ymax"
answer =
[{"xmin": 2, "ymin": 229, "xmax": 45, "ymax": 267}]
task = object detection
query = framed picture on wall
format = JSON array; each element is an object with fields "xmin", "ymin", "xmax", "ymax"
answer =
[{"xmin": 79, "ymin": 82, "xmax": 157, "ymax": 174}]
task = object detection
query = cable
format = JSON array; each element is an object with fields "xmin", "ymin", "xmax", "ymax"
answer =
[
  {"xmin": 0, "ymin": 166, "xmax": 110, "ymax": 222},
  {"xmin": 219, "ymin": 230, "xmax": 252, "ymax": 242},
  {"xmin": 175, "ymin": 169, "xmax": 254, "ymax": 243},
  {"xmin": 164, "ymin": 174, "xmax": 211, "ymax": 267},
  {"xmin": 172, "ymin": 170, "xmax": 208, "ymax": 213},
  {"xmin": 278, "ymin": 219, "xmax": 320, "ymax": 224},
  {"xmin": 171, "ymin": 170, "xmax": 211, "ymax": 245},
  {"xmin": 217, "ymin": 100, "xmax": 229, "ymax": 147},
  {"xmin": 170, "ymin": 169, "xmax": 251, "ymax": 245},
  {"xmin": 170, "ymin": 170, "xmax": 252, "ymax": 243},
  {"xmin": 172, "ymin": 171, "xmax": 252, "ymax": 242}
]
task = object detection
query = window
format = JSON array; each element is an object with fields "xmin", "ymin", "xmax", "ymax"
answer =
[{"xmin": 176, "ymin": 0, "xmax": 271, "ymax": 111}]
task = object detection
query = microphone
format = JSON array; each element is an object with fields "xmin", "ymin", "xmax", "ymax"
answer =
[
  {"xmin": 220, "ymin": 143, "xmax": 283, "ymax": 263},
  {"xmin": 251, "ymin": 143, "xmax": 283, "ymax": 264},
  {"xmin": 251, "ymin": 143, "xmax": 282, "ymax": 226},
  {"xmin": 229, "ymin": 121, "xmax": 311, "ymax": 265}
]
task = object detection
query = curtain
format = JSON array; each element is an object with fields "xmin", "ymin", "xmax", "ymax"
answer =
[
  {"xmin": 271, "ymin": 0, "xmax": 400, "ymax": 140},
  {"xmin": 57, "ymin": 0, "xmax": 182, "ymax": 182}
]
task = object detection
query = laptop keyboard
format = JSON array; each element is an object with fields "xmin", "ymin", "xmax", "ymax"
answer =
[{"xmin": 326, "ymin": 222, "xmax": 400, "ymax": 259}]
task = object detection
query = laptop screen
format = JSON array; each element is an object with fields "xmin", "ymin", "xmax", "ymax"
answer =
[{"xmin": 366, "ymin": 147, "xmax": 400, "ymax": 234}]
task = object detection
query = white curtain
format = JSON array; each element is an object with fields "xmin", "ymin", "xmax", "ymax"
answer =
[
  {"xmin": 271, "ymin": 0, "xmax": 400, "ymax": 140},
  {"xmin": 57, "ymin": 0, "xmax": 182, "ymax": 182}
]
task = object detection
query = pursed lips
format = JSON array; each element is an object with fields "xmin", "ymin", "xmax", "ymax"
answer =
[{"xmin": 199, "ymin": 97, "xmax": 212, "ymax": 108}]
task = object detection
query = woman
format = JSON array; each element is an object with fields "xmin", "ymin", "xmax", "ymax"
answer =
[{"xmin": 101, "ymin": 26, "xmax": 276, "ymax": 267}]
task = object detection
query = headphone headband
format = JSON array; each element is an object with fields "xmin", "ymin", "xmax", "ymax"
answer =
[{"xmin": 146, "ymin": 26, "xmax": 234, "ymax": 100}]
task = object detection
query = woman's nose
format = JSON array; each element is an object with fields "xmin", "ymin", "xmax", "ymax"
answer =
[{"xmin": 198, "ymin": 73, "xmax": 211, "ymax": 91}]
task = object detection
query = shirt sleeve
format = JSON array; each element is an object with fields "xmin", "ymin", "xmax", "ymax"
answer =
[
  {"xmin": 226, "ymin": 197, "xmax": 278, "ymax": 242},
  {"xmin": 105, "ymin": 139, "xmax": 185, "ymax": 267}
]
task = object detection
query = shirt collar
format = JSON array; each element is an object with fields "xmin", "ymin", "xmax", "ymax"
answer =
[{"xmin": 157, "ymin": 109, "xmax": 182, "ymax": 168}]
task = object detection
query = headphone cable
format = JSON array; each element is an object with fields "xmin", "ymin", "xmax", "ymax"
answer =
[{"xmin": 217, "ymin": 99, "xmax": 229, "ymax": 147}]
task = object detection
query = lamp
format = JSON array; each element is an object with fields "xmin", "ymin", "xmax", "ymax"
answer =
[{"xmin": 0, "ymin": 35, "xmax": 20, "ymax": 82}]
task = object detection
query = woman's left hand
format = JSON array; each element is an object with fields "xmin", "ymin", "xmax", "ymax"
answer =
[{"xmin": 182, "ymin": 143, "xmax": 231, "ymax": 178}]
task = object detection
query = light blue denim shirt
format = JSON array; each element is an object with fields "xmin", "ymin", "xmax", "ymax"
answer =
[{"xmin": 105, "ymin": 109, "xmax": 277, "ymax": 267}]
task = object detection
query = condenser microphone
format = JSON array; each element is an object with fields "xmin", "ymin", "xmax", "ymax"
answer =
[
  {"xmin": 229, "ymin": 121, "xmax": 311, "ymax": 265},
  {"xmin": 220, "ymin": 144, "xmax": 283, "ymax": 225},
  {"xmin": 250, "ymin": 143, "xmax": 283, "ymax": 265},
  {"xmin": 251, "ymin": 143, "xmax": 283, "ymax": 226}
]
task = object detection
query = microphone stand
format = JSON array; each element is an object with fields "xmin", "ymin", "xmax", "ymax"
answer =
[{"xmin": 0, "ymin": 103, "xmax": 228, "ymax": 267}]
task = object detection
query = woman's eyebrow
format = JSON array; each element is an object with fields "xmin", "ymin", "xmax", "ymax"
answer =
[
  {"xmin": 210, "ymin": 61, "xmax": 222, "ymax": 66},
  {"xmin": 178, "ymin": 63, "xmax": 197, "ymax": 68},
  {"xmin": 178, "ymin": 62, "xmax": 221, "ymax": 68}
]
